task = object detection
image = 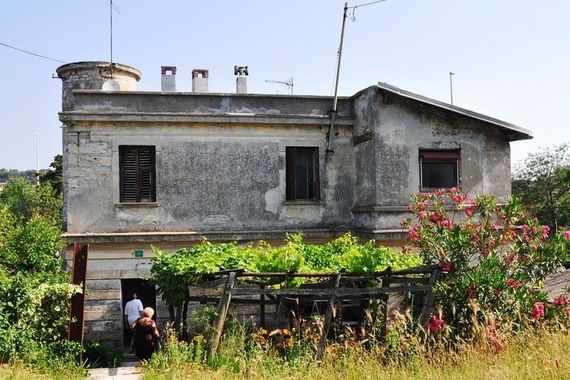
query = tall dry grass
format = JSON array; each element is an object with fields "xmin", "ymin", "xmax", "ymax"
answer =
[{"xmin": 141, "ymin": 330, "xmax": 570, "ymax": 380}]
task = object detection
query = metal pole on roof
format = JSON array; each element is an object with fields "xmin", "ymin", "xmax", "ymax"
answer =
[
  {"xmin": 449, "ymin": 72, "xmax": 455, "ymax": 105},
  {"xmin": 326, "ymin": 0, "xmax": 387, "ymax": 159},
  {"xmin": 326, "ymin": 2, "xmax": 349, "ymax": 158}
]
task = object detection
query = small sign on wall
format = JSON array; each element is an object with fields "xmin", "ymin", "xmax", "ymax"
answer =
[{"xmin": 134, "ymin": 249, "xmax": 144, "ymax": 258}]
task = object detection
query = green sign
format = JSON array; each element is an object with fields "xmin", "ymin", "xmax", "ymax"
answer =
[{"xmin": 134, "ymin": 249, "xmax": 144, "ymax": 258}]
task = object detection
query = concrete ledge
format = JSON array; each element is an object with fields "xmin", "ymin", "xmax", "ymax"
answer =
[
  {"xmin": 62, "ymin": 228, "xmax": 408, "ymax": 244},
  {"xmin": 59, "ymin": 111, "xmax": 354, "ymax": 126}
]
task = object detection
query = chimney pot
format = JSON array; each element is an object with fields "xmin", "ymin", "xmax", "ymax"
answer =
[
  {"xmin": 161, "ymin": 65, "xmax": 176, "ymax": 92},
  {"xmin": 234, "ymin": 65, "xmax": 248, "ymax": 94},
  {"xmin": 192, "ymin": 69, "xmax": 209, "ymax": 92}
]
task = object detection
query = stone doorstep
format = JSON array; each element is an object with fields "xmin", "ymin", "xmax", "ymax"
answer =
[{"xmin": 87, "ymin": 365, "xmax": 141, "ymax": 379}]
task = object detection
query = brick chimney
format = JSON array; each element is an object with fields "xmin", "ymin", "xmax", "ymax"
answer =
[
  {"xmin": 192, "ymin": 69, "xmax": 208, "ymax": 93},
  {"xmin": 161, "ymin": 66, "xmax": 176, "ymax": 92},
  {"xmin": 234, "ymin": 65, "xmax": 248, "ymax": 94}
]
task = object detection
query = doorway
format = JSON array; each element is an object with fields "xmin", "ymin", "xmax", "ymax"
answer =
[{"xmin": 121, "ymin": 279, "xmax": 156, "ymax": 347}]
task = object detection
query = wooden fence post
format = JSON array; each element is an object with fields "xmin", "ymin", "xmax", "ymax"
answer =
[
  {"xmin": 419, "ymin": 268, "xmax": 442, "ymax": 326},
  {"xmin": 207, "ymin": 272, "xmax": 236, "ymax": 361},
  {"xmin": 316, "ymin": 273, "xmax": 342, "ymax": 360}
]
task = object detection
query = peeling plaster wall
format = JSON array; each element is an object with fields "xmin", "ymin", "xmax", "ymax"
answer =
[
  {"xmin": 352, "ymin": 86, "xmax": 512, "ymax": 231},
  {"xmin": 63, "ymin": 123, "xmax": 354, "ymax": 234}
]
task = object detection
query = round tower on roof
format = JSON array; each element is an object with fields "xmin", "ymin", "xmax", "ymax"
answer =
[{"xmin": 56, "ymin": 61, "xmax": 142, "ymax": 111}]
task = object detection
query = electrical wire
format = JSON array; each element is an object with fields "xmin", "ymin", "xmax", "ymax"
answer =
[{"xmin": 0, "ymin": 41, "xmax": 65, "ymax": 64}]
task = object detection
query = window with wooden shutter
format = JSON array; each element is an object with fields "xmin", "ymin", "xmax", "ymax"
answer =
[
  {"xmin": 119, "ymin": 146, "xmax": 156, "ymax": 202},
  {"xmin": 419, "ymin": 149, "xmax": 460, "ymax": 191},
  {"xmin": 286, "ymin": 147, "xmax": 320, "ymax": 201}
]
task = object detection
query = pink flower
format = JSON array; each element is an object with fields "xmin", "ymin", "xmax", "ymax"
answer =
[
  {"xmin": 441, "ymin": 219, "xmax": 453, "ymax": 229},
  {"xmin": 494, "ymin": 289, "xmax": 503, "ymax": 298},
  {"xmin": 451, "ymin": 194, "xmax": 465, "ymax": 204},
  {"xmin": 439, "ymin": 262, "xmax": 452, "ymax": 272},
  {"xmin": 427, "ymin": 316, "xmax": 444, "ymax": 333},
  {"xmin": 408, "ymin": 224, "xmax": 420, "ymax": 242},
  {"xmin": 470, "ymin": 233, "xmax": 479, "ymax": 242},
  {"xmin": 565, "ymin": 309, "xmax": 570, "ymax": 317},
  {"xmin": 553, "ymin": 295, "xmax": 569, "ymax": 308},
  {"xmin": 467, "ymin": 284, "xmax": 476, "ymax": 298},
  {"xmin": 506, "ymin": 278, "xmax": 521, "ymax": 289},
  {"xmin": 564, "ymin": 230, "xmax": 570, "ymax": 240},
  {"xmin": 492, "ymin": 224, "xmax": 500, "ymax": 232},
  {"xmin": 430, "ymin": 213, "xmax": 444, "ymax": 223},
  {"xmin": 541, "ymin": 225, "xmax": 550, "ymax": 239},
  {"xmin": 531, "ymin": 303, "xmax": 545, "ymax": 320},
  {"xmin": 464, "ymin": 207, "xmax": 474, "ymax": 217},
  {"xmin": 521, "ymin": 225, "xmax": 529, "ymax": 233}
]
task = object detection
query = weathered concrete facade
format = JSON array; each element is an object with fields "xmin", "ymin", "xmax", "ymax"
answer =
[{"xmin": 57, "ymin": 62, "xmax": 531, "ymax": 345}]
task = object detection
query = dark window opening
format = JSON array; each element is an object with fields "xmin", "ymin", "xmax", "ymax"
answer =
[
  {"xmin": 420, "ymin": 150, "xmax": 460, "ymax": 191},
  {"xmin": 286, "ymin": 147, "xmax": 320, "ymax": 201},
  {"xmin": 119, "ymin": 146, "xmax": 156, "ymax": 202}
]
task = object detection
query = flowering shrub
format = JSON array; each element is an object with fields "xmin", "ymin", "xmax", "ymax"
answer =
[{"xmin": 403, "ymin": 189, "xmax": 570, "ymax": 338}]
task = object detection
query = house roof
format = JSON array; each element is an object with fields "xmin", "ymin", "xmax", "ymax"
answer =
[{"xmin": 375, "ymin": 82, "xmax": 533, "ymax": 141}]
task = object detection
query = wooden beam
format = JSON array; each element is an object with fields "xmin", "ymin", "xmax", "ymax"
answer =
[
  {"xmin": 316, "ymin": 273, "xmax": 342, "ymax": 360},
  {"xmin": 419, "ymin": 269, "xmax": 442, "ymax": 326},
  {"xmin": 68, "ymin": 243, "xmax": 88, "ymax": 360},
  {"xmin": 207, "ymin": 272, "xmax": 236, "ymax": 361}
]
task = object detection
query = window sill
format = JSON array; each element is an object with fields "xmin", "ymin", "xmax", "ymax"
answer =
[
  {"xmin": 115, "ymin": 202, "xmax": 160, "ymax": 208},
  {"xmin": 283, "ymin": 200, "xmax": 323, "ymax": 206}
]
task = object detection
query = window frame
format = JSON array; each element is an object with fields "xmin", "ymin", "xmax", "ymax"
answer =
[
  {"xmin": 285, "ymin": 147, "xmax": 320, "ymax": 201},
  {"xmin": 419, "ymin": 149, "xmax": 460, "ymax": 192},
  {"xmin": 119, "ymin": 145, "xmax": 157, "ymax": 203}
]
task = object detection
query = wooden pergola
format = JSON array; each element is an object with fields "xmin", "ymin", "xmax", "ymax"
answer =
[{"xmin": 186, "ymin": 265, "xmax": 442, "ymax": 360}]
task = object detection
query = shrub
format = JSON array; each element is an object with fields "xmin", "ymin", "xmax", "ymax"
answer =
[
  {"xmin": 403, "ymin": 189, "xmax": 570, "ymax": 340},
  {"xmin": 0, "ymin": 203, "xmax": 81, "ymax": 370}
]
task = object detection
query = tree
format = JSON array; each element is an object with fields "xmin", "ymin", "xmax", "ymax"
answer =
[
  {"xmin": 513, "ymin": 143, "xmax": 570, "ymax": 231},
  {"xmin": 40, "ymin": 154, "xmax": 63, "ymax": 195},
  {"xmin": 0, "ymin": 177, "xmax": 62, "ymax": 227}
]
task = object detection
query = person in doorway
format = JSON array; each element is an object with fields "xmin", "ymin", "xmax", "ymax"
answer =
[
  {"xmin": 124, "ymin": 292, "xmax": 144, "ymax": 352},
  {"xmin": 131, "ymin": 307, "xmax": 160, "ymax": 361}
]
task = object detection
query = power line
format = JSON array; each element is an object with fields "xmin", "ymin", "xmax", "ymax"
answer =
[{"xmin": 0, "ymin": 41, "xmax": 65, "ymax": 64}]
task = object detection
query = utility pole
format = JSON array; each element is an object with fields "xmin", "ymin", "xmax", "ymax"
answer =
[
  {"xmin": 326, "ymin": 2, "xmax": 349, "ymax": 158},
  {"xmin": 449, "ymin": 72, "xmax": 455, "ymax": 105}
]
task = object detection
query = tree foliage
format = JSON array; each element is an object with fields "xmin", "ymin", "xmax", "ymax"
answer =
[
  {"xmin": 0, "ymin": 176, "xmax": 80, "ymax": 369},
  {"xmin": 0, "ymin": 177, "xmax": 62, "ymax": 227},
  {"xmin": 513, "ymin": 143, "xmax": 570, "ymax": 230},
  {"xmin": 40, "ymin": 154, "xmax": 63, "ymax": 196}
]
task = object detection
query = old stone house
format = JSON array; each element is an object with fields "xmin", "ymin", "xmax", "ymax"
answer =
[{"xmin": 56, "ymin": 61, "xmax": 531, "ymax": 345}]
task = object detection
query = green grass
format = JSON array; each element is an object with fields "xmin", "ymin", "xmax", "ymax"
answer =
[{"xmin": 141, "ymin": 331, "xmax": 570, "ymax": 380}]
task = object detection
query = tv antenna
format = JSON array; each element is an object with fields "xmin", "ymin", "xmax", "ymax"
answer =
[{"xmin": 265, "ymin": 77, "xmax": 294, "ymax": 95}]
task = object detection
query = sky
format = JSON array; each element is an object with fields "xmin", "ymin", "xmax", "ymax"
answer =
[{"xmin": 1, "ymin": 0, "xmax": 569, "ymax": 170}]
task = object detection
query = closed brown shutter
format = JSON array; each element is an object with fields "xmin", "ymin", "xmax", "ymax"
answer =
[{"xmin": 120, "ymin": 146, "xmax": 156, "ymax": 202}]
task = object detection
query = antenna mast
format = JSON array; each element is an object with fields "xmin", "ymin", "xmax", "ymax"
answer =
[{"xmin": 109, "ymin": 0, "xmax": 114, "ymax": 78}]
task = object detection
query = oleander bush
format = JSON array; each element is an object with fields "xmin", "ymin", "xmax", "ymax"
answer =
[{"xmin": 402, "ymin": 188, "xmax": 570, "ymax": 342}]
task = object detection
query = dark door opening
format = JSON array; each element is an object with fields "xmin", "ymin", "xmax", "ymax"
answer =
[{"xmin": 121, "ymin": 279, "xmax": 156, "ymax": 347}]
